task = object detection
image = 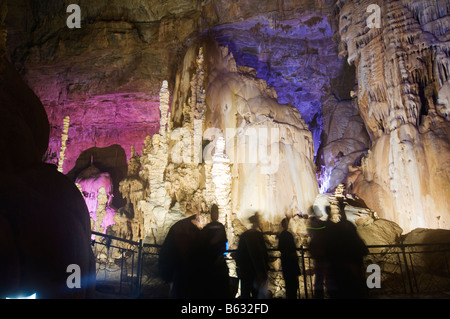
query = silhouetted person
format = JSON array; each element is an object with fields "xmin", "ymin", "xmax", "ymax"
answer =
[
  {"xmin": 325, "ymin": 200, "xmax": 368, "ymax": 299},
  {"xmin": 307, "ymin": 210, "xmax": 330, "ymax": 299},
  {"xmin": 158, "ymin": 212, "xmax": 207, "ymax": 299},
  {"xmin": 202, "ymin": 204, "xmax": 230, "ymax": 298},
  {"xmin": 278, "ymin": 218, "xmax": 301, "ymax": 299},
  {"xmin": 235, "ymin": 213, "xmax": 269, "ymax": 299},
  {"xmin": 0, "ymin": 53, "xmax": 96, "ymax": 298}
]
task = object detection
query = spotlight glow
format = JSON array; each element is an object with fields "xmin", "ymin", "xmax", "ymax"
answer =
[
  {"xmin": 6, "ymin": 293, "xmax": 37, "ymax": 299},
  {"xmin": 317, "ymin": 165, "xmax": 332, "ymax": 194}
]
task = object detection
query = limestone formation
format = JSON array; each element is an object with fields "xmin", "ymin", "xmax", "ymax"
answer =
[
  {"xmin": 337, "ymin": 0, "xmax": 450, "ymax": 232},
  {"xmin": 159, "ymin": 80, "xmax": 170, "ymax": 137},
  {"xmin": 95, "ymin": 187, "xmax": 108, "ymax": 234},
  {"xmin": 203, "ymin": 41, "xmax": 318, "ymax": 229},
  {"xmin": 211, "ymin": 135, "xmax": 234, "ymax": 243},
  {"xmin": 117, "ymin": 148, "xmax": 145, "ymax": 240},
  {"xmin": 75, "ymin": 163, "xmax": 116, "ymax": 235},
  {"xmin": 316, "ymin": 95, "xmax": 370, "ymax": 192},
  {"xmin": 312, "ymin": 184, "xmax": 377, "ymax": 226},
  {"xmin": 57, "ymin": 116, "xmax": 70, "ymax": 173},
  {"xmin": 113, "ymin": 40, "xmax": 319, "ymax": 248},
  {"xmin": 138, "ymin": 116, "xmax": 171, "ymax": 243}
]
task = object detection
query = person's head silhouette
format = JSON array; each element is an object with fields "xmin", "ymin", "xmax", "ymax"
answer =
[
  {"xmin": 249, "ymin": 212, "xmax": 262, "ymax": 230},
  {"xmin": 281, "ymin": 217, "xmax": 289, "ymax": 231},
  {"xmin": 210, "ymin": 204, "xmax": 219, "ymax": 222}
]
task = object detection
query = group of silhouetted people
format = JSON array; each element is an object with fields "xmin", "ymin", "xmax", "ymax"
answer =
[
  {"xmin": 158, "ymin": 204, "xmax": 231, "ymax": 298},
  {"xmin": 159, "ymin": 199, "xmax": 368, "ymax": 299},
  {"xmin": 308, "ymin": 200, "xmax": 368, "ymax": 299}
]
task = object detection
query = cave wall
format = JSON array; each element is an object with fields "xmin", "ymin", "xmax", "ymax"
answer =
[
  {"xmin": 337, "ymin": 0, "xmax": 450, "ymax": 232},
  {"xmin": 3, "ymin": 0, "xmax": 449, "ymax": 236},
  {"xmin": 3, "ymin": 0, "xmax": 346, "ymax": 174},
  {"xmin": 3, "ymin": 0, "xmax": 353, "ymax": 233}
]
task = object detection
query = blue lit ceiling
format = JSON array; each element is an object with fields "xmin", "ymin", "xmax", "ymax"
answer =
[{"xmin": 208, "ymin": 14, "xmax": 354, "ymax": 157}]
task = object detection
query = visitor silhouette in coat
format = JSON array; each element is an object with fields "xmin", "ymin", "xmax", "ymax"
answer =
[
  {"xmin": 325, "ymin": 200, "xmax": 368, "ymax": 299},
  {"xmin": 235, "ymin": 213, "xmax": 269, "ymax": 299},
  {"xmin": 278, "ymin": 218, "xmax": 301, "ymax": 299},
  {"xmin": 0, "ymin": 57, "xmax": 96, "ymax": 299},
  {"xmin": 307, "ymin": 208, "xmax": 330, "ymax": 299},
  {"xmin": 201, "ymin": 204, "xmax": 231, "ymax": 298},
  {"xmin": 158, "ymin": 210, "xmax": 208, "ymax": 299}
]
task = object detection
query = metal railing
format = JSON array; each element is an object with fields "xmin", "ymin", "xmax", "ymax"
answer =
[
  {"xmin": 90, "ymin": 231, "xmax": 450, "ymax": 299},
  {"xmin": 362, "ymin": 242, "xmax": 450, "ymax": 297},
  {"xmin": 91, "ymin": 231, "xmax": 144, "ymax": 297}
]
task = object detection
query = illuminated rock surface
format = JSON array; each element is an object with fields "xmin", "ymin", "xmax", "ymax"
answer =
[
  {"xmin": 75, "ymin": 163, "xmax": 116, "ymax": 234},
  {"xmin": 115, "ymin": 41, "xmax": 319, "ymax": 246},
  {"xmin": 337, "ymin": 0, "xmax": 450, "ymax": 232},
  {"xmin": 2, "ymin": 0, "xmax": 449, "ymax": 257}
]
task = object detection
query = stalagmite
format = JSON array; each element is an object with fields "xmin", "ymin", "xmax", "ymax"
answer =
[
  {"xmin": 211, "ymin": 135, "xmax": 234, "ymax": 244},
  {"xmin": 57, "ymin": 116, "xmax": 70, "ymax": 173},
  {"xmin": 159, "ymin": 80, "xmax": 170, "ymax": 136},
  {"xmin": 170, "ymin": 40, "xmax": 319, "ymax": 235},
  {"xmin": 95, "ymin": 187, "xmax": 108, "ymax": 234},
  {"xmin": 138, "ymin": 97, "xmax": 171, "ymax": 244}
]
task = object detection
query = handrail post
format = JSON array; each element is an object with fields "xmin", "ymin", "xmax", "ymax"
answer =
[
  {"xmin": 299, "ymin": 245, "xmax": 308, "ymax": 299},
  {"xmin": 135, "ymin": 239, "xmax": 143, "ymax": 298},
  {"xmin": 119, "ymin": 248, "xmax": 124, "ymax": 295},
  {"xmin": 400, "ymin": 242, "xmax": 414, "ymax": 294}
]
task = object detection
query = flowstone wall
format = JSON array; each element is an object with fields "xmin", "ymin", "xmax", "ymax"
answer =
[{"xmin": 336, "ymin": 0, "xmax": 450, "ymax": 232}]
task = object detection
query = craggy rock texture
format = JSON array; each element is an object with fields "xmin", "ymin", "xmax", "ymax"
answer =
[
  {"xmin": 316, "ymin": 95, "xmax": 370, "ymax": 192},
  {"xmin": 337, "ymin": 0, "xmax": 450, "ymax": 232},
  {"xmin": 210, "ymin": 11, "xmax": 351, "ymax": 156},
  {"xmin": 3, "ymin": 0, "xmax": 351, "ymax": 235}
]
